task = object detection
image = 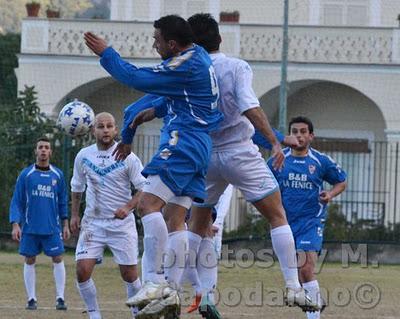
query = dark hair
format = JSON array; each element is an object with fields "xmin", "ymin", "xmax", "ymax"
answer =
[
  {"xmin": 153, "ymin": 15, "xmax": 193, "ymax": 47},
  {"xmin": 188, "ymin": 13, "xmax": 220, "ymax": 53},
  {"xmin": 36, "ymin": 136, "xmax": 51, "ymax": 144},
  {"xmin": 288, "ymin": 116, "xmax": 314, "ymax": 134}
]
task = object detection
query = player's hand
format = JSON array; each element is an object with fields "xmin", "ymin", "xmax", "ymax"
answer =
[
  {"xmin": 130, "ymin": 108, "xmax": 156, "ymax": 129},
  {"xmin": 283, "ymin": 135, "xmax": 299, "ymax": 148},
  {"xmin": 114, "ymin": 206, "xmax": 131, "ymax": 219},
  {"xmin": 84, "ymin": 32, "xmax": 108, "ymax": 56},
  {"xmin": 319, "ymin": 191, "xmax": 332, "ymax": 204},
  {"xmin": 271, "ymin": 143, "xmax": 285, "ymax": 170},
  {"xmin": 112, "ymin": 142, "xmax": 131, "ymax": 162},
  {"xmin": 63, "ymin": 224, "xmax": 71, "ymax": 241},
  {"xmin": 11, "ymin": 223, "xmax": 21, "ymax": 242},
  {"xmin": 70, "ymin": 215, "xmax": 81, "ymax": 235}
]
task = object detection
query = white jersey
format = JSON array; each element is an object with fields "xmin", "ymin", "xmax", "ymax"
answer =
[
  {"xmin": 71, "ymin": 143, "xmax": 146, "ymax": 219},
  {"xmin": 210, "ymin": 52, "xmax": 259, "ymax": 150}
]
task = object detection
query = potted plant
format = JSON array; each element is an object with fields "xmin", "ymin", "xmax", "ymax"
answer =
[
  {"xmin": 46, "ymin": 0, "xmax": 60, "ymax": 18},
  {"xmin": 26, "ymin": 1, "xmax": 41, "ymax": 17},
  {"xmin": 220, "ymin": 10, "xmax": 240, "ymax": 23}
]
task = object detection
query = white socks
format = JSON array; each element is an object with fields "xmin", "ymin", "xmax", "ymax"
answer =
[
  {"xmin": 197, "ymin": 237, "xmax": 218, "ymax": 303},
  {"xmin": 24, "ymin": 263, "xmax": 36, "ymax": 301},
  {"xmin": 141, "ymin": 212, "xmax": 168, "ymax": 284},
  {"xmin": 181, "ymin": 231, "xmax": 202, "ymax": 294},
  {"xmin": 77, "ymin": 278, "xmax": 101, "ymax": 319},
  {"xmin": 164, "ymin": 230, "xmax": 188, "ymax": 289},
  {"xmin": 303, "ymin": 280, "xmax": 321, "ymax": 319},
  {"xmin": 270, "ymin": 225, "xmax": 301, "ymax": 289},
  {"xmin": 53, "ymin": 261, "xmax": 66, "ymax": 300},
  {"xmin": 125, "ymin": 278, "xmax": 141, "ymax": 316}
]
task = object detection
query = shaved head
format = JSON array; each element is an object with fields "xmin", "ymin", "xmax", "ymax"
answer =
[
  {"xmin": 95, "ymin": 112, "xmax": 115, "ymax": 125},
  {"xmin": 93, "ymin": 112, "xmax": 118, "ymax": 149}
]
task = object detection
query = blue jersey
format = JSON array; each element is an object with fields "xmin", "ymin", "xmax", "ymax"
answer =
[
  {"xmin": 252, "ymin": 128, "xmax": 284, "ymax": 150},
  {"xmin": 9, "ymin": 164, "xmax": 68, "ymax": 235},
  {"xmin": 100, "ymin": 45, "xmax": 223, "ymax": 133},
  {"xmin": 267, "ymin": 147, "xmax": 346, "ymax": 223}
]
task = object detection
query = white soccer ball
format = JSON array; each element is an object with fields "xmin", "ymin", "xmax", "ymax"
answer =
[{"xmin": 57, "ymin": 99, "xmax": 95, "ymax": 137}]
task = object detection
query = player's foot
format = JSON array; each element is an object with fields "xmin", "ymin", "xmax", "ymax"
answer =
[
  {"xmin": 126, "ymin": 281, "xmax": 174, "ymax": 309},
  {"xmin": 285, "ymin": 287, "xmax": 320, "ymax": 312},
  {"xmin": 198, "ymin": 295, "xmax": 221, "ymax": 319},
  {"xmin": 26, "ymin": 298, "xmax": 37, "ymax": 310},
  {"xmin": 55, "ymin": 297, "xmax": 67, "ymax": 310},
  {"xmin": 186, "ymin": 293, "xmax": 201, "ymax": 313},
  {"xmin": 135, "ymin": 290, "xmax": 180, "ymax": 319},
  {"xmin": 84, "ymin": 309, "xmax": 102, "ymax": 319}
]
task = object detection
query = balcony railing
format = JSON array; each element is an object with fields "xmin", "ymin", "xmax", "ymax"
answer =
[{"xmin": 21, "ymin": 18, "xmax": 400, "ymax": 65}]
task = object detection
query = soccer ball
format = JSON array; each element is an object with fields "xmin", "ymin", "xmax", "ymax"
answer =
[{"xmin": 57, "ymin": 99, "xmax": 95, "ymax": 137}]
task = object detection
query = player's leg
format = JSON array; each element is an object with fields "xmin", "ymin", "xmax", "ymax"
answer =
[
  {"xmin": 51, "ymin": 255, "xmax": 67, "ymax": 310},
  {"xmin": 119, "ymin": 264, "xmax": 141, "ymax": 317},
  {"xmin": 19, "ymin": 233, "xmax": 40, "ymax": 310},
  {"xmin": 24, "ymin": 256, "xmax": 37, "ymax": 310},
  {"xmin": 163, "ymin": 202, "xmax": 190, "ymax": 290},
  {"xmin": 299, "ymin": 251, "xmax": 322, "ymax": 319},
  {"xmin": 43, "ymin": 231, "xmax": 67, "ymax": 310},
  {"xmin": 76, "ymin": 259, "xmax": 100, "ymax": 319},
  {"xmin": 223, "ymin": 145, "xmax": 319, "ymax": 312},
  {"xmin": 188, "ymin": 161, "xmax": 227, "ymax": 319},
  {"xmin": 295, "ymin": 222, "xmax": 325, "ymax": 318},
  {"xmin": 106, "ymin": 216, "xmax": 142, "ymax": 317},
  {"xmin": 75, "ymin": 217, "xmax": 105, "ymax": 319},
  {"xmin": 127, "ymin": 175, "xmax": 181, "ymax": 311},
  {"xmin": 183, "ymin": 206, "xmax": 211, "ymax": 313}
]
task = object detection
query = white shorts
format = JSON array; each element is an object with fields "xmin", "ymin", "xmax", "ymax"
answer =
[
  {"xmin": 143, "ymin": 175, "xmax": 193, "ymax": 209},
  {"xmin": 197, "ymin": 144, "xmax": 279, "ymax": 207},
  {"xmin": 75, "ymin": 215, "xmax": 138, "ymax": 265}
]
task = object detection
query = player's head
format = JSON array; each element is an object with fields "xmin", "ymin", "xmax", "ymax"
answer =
[
  {"xmin": 153, "ymin": 15, "xmax": 193, "ymax": 60},
  {"xmin": 35, "ymin": 136, "xmax": 52, "ymax": 164},
  {"xmin": 93, "ymin": 112, "xmax": 118, "ymax": 147},
  {"xmin": 188, "ymin": 13, "xmax": 221, "ymax": 53},
  {"xmin": 288, "ymin": 116, "xmax": 314, "ymax": 151}
]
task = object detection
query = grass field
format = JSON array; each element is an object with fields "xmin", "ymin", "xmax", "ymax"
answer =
[{"xmin": 0, "ymin": 250, "xmax": 399, "ymax": 319}]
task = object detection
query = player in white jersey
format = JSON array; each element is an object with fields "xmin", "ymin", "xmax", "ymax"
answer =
[
  {"xmin": 70, "ymin": 112, "xmax": 146, "ymax": 319},
  {"xmin": 185, "ymin": 14, "xmax": 320, "ymax": 318}
]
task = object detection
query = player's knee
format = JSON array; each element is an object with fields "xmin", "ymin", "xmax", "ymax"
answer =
[
  {"xmin": 25, "ymin": 256, "xmax": 36, "ymax": 265},
  {"xmin": 120, "ymin": 266, "xmax": 138, "ymax": 282},
  {"xmin": 76, "ymin": 263, "xmax": 92, "ymax": 282},
  {"xmin": 52, "ymin": 255, "xmax": 63, "ymax": 263}
]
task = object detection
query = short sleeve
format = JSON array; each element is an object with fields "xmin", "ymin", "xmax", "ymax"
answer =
[
  {"xmin": 70, "ymin": 152, "xmax": 87, "ymax": 193},
  {"xmin": 322, "ymin": 155, "xmax": 347, "ymax": 185}
]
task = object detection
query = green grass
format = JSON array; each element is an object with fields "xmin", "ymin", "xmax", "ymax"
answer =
[{"xmin": 0, "ymin": 251, "xmax": 399, "ymax": 318}]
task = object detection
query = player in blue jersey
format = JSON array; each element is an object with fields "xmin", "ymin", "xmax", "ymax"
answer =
[
  {"xmin": 84, "ymin": 15, "xmax": 223, "ymax": 318},
  {"xmin": 267, "ymin": 116, "xmax": 347, "ymax": 319},
  {"xmin": 9, "ymin": 137, "xmax": 70, "ymax": 311}
]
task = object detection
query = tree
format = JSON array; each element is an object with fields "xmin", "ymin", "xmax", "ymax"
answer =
[{"xmin": 0, "ymin": 33, "xmax": 20, "ymax": 103}]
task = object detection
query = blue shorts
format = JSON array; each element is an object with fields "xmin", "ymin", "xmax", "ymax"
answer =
[
  {"xmin": 142, "ymin": 129, "xmax": 212, "ymax": 202},
  {"xmin": 290, "ymin": 217, "xmax": 325, "ymax": 252},
  {"xmin": 19, "ymin": 232, "xmax": 65, "ymax": 257}
]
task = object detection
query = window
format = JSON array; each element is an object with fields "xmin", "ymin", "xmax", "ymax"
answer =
[{"xmin": 322, "ymin": 0, "xmax": 369, "ymax": 26}]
